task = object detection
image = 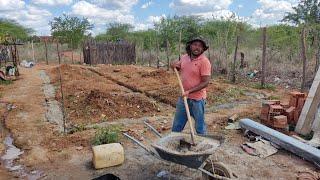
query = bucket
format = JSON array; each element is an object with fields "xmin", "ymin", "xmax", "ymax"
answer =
[{"xmin": 92, "ymin": 143, "xmax": 124, "ymax": 169}]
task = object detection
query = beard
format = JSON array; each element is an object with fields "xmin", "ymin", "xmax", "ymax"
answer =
[{"xmin": 191, "ymin": 49, "xmax": 203, "ymax": 57}]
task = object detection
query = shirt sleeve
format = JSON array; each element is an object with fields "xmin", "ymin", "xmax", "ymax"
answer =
[{"xmin": 200, "ymin": 58, "xmax": 212, "ymax": 76}]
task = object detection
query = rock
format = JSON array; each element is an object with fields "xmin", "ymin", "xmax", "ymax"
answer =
[
  {"xmin": 157, "ymin": 170, "xmax": 169, "ymax": 178},
  {"xmin": 76, "ymin": 146, "xmax": 83, "ymax": 151}
]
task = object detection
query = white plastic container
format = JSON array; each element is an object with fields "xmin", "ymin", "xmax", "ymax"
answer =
[{"xmin": 92, "ymin": 143, "xmax": 124, "ymax": 169}]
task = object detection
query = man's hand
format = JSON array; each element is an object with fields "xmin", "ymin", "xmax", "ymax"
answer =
[
  {"xmin": 184, "ymin": 76, "xmax": 210, "ymax": 95},
  {"xmin": 171, "ymin": 61, "xmax": 180, "ymax": 70},
  {"xmin": 182, "ymin": 90, "xmax": 190, "ymax": 97}
]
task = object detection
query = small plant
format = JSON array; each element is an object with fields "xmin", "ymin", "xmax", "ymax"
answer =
[
  {"xmin": 69, "ymin": 124, "xmax": 87, "ymax": 134},
  {"xmin": 92, "ymin": 125, "xmax": 121, "ymax": 146},
  {"xmin": 210, "ymin": 87, "xmax": 245, "ymax": 104},
  {"xmin": 252, "ymin": 83, "xmax": 276, "ymax": 91},
  {"xmin": 0, "ymin": 80, "xmax": 12, "ymax": 85},
  {"xmin": 268, "ymin": 95, "xmax": 280, "ymax": 100}
]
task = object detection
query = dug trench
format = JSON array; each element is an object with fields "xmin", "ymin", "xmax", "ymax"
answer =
[{"xmin": 0, "ymin": 64, "xmax": 318, "ymax": 179}]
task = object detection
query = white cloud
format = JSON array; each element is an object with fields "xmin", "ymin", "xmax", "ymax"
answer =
[
  {"xmin": 141, "ymin": 1, "xmax": 153, "ymax": 9},
  {"xmin": 0, "ymin": 0, "xmax": 25, "ymax": 10},
  {"xmin": 251, "ymin": 0, "xmax": 298, "ymax": 26},
  {"xmin": 89, "ymin": 0, "xmax": 138, "ymax": 12},
  {"xmin": 147, "ymin": 14, "xmax": 166, "ymax": 23},
  {"xmin": 169, "ymin": 0, "xmax": 233, "ymax": 14},
  {"xmin": 194, "ymin": 10, "xmax": 234, "ymax": 20},
  {"xmin": 32, "ymin": 0, "xmax": 73, "ymax": 6},
  {"xmin": 0, "ymin": 5, "xmax": 52, "ymax": 35},
  {"xmin": 134, "ymin": 23, "xmax": 152, "ymax": 31},
  {"xmin": 71, "ymin": 1, "xmax": 135, "ymax": 34}
]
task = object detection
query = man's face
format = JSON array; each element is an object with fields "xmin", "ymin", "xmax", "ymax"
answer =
[{"xmin": 190, "ymin": 41, "xmax": 204, "ymax": 56}]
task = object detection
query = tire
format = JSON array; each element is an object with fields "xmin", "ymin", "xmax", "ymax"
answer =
[{"xmin": 201, "ymin": 161, "xmax": 232, "ymax": 180}]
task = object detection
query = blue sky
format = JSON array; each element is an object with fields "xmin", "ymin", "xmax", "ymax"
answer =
[{"xmin": 0, "ymin": 0, "xmax": 299, "ymax": 35}]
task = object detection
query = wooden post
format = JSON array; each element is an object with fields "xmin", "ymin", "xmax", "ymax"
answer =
[
  {"xmin": 166, "ymin": 39, "xmax": 170, "ymax": 71},
  {"xmin": 141, "ymin": 42, "xmax": 144, "ymax": 65},
  {"xmin": 232, "ymin": 35, "xmax": 239, "ymax": 83},
  {"xmin": 301, "ymin": 26, "xmax": 307, "ymax": 92},
  {"xmin": 44, "ymin": 40, "xmax": 48, "ymax": 65},
  {"xmin": 31, "ymin": 40, "xmax": 35, "ymax": 62},
  {"xmin": 79, "ymin": 51, "xmax": 82, "ymax": 64},
  {"xmin": 156, "ymin": 38, "xmax": 160, "ymax": 69},
  {"xmin": 71, "ymin": 49, "xmax": 74, "ymax": 64},
  {"xmin": 179, "ymin": 31, "xmax": 181, "ymax": 60},
  {"xmin": 149, "ymin": 37, "xmax": 152, "ymax": 67},
  {"xmin": 261, "ymin": 27, "xmax": 267, "ymax": 87},
  {"xmin": 56, "ymin": 42, "xmax": 61, "ymax": 64}
]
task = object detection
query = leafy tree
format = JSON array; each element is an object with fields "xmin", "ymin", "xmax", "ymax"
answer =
[
  {"xmin": 50, "ymin": 14, "xmax": 93, "ymax": 48},
  {"xmin": 0, "ymin": 19, "xmax": 33, "ymax": 42},
  {"xmin": 95, "ymin": 23, "xmax": 133, "ymax": 42}
]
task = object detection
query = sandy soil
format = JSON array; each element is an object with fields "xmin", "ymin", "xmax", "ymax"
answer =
[{"xmin": 0, "ymin": 63, "xmax": 318, "ymax": 179}]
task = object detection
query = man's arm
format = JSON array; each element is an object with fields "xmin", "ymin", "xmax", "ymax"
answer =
[{"xmin": 183, "ymin": 75, "xmax": 210, "ymax": 96}]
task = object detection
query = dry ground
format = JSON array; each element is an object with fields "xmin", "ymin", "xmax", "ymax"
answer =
[{"xmin": 0, "ymin": 63, "xmax": 318, "ymax": 179}]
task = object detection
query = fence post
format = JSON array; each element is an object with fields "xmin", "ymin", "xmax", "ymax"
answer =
[
  {"xmin": 44, "ymin": 40, "xmax": 48, "ymax": 65},
  {"xmin": 166, "ymin": 39, "xmax": 170, "ymax": 71},
  {"xmin": 261, "ymin": 27, "xmax": 267, "ymax": 87},
  {"xmin": 232, "ymin": 35, "xmax": 239, "ymax": 83},
  {"xmin": 301, "ymin": 26, "xmax": 307, "ymax": 92}
]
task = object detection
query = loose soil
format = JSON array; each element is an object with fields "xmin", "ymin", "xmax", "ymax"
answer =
[{"xmin": 0, "ymin": 63, "xmax": 318, "ymax": 179}]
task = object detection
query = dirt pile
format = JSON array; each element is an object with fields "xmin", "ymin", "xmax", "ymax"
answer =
[{"xmin": 47, "ymin": 65, "xmax": 170, "ymax": 125}]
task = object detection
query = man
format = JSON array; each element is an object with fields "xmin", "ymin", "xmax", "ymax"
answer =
[{"xmin": 171, "ymin": 37, "xmax": 211, "ymax": 135}]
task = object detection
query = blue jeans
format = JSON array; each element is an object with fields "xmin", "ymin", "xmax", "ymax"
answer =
[{"xmin": 172, "ymin": 97, "xmax": 206, "ymax": 134}]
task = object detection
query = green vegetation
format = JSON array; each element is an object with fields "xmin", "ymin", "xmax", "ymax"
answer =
[
  {"xmin": 50, "ymin": 14, "xmax": 93, "ymax": 49},
  {"xmin": 0, "ymin": 19, "xmax": 33, "ymax": 42},
  {"xmin": 92, "ymin": 125, "xmax": 122, "ymax": 146},
  {"xmin": 0, "ymin": 80, "xmax": 13, "ymax": 85},
  {"xmin": 252, "ymin": 83, "xmax": 276, "ymax": 91},
  {"xmin": 210, "ymin": 87, "xmax": 245, "ymax": 104}
]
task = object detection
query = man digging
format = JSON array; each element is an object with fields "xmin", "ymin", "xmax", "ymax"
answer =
[{"xmin": 171, "ymin": 37, "xmax": 211, "ymax": 135}]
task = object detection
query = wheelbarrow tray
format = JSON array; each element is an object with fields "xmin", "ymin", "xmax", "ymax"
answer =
[{"xmin": 151, "ymin": 132, "xmax": 224, "ymax": 169}]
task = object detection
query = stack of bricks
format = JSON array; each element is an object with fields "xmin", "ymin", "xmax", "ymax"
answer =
[
  {"xmin": 260, "ymin": 91, "xmax": 306, "ymax": 132},
  {"xmin": 289, "ymin": 91, "xmax": 307, "ymax": 124}
]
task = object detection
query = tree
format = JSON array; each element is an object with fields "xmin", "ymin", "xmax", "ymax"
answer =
[
  {"xmin": 282, "ymin": 0, "xmax": 320, "ymax": 88},
  {"xmin": 95, "ymin": 23, "xmax": 134, "ymax": 42},
  {"xmin": 50, "ymin": 14, "xmax": 93, "ymax": 49},
  {"xmin": 0, "ymin": 19, "xmax": 33, "ymax": 42}
]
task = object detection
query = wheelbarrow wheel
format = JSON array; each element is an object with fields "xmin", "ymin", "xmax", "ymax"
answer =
[{"xmin": 201, "ymin": 162, "xmax": 232, "ymax": 180}]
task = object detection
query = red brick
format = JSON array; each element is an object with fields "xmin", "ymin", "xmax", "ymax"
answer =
[
  {"xmin": 293, "ymin": 109, "xmax": 302, "ymax": 125},
  {"xmin": 289, "ymin": 96, "xmax": 298, "ymax": 107},
  {"xmin": 269, "ymin": 105, "xmax": 284, "ymax": 113},
  {"xmin": 273, "ymin": 115, "xmax": 288, "ymax": 128},
  {"xmin": 280, "ymin": 102, "xmax": 290, "ymax": 109},
  {"xmin": 290, "ymin": 91, "xmax": 306, "ymax": 98},
  {"xmin": 268, "ymin": 100, "xmax": 281, "ymax": 105},
  {"xmin": 285, "ymin": 106, "xmax": 295, "ymax": 124},
  {"xmin": 297, "ymin": 97, "xmax": 306, "ymax": 109}
]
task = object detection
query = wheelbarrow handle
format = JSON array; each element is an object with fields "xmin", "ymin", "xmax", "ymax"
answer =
[
  {"xmin": 123, "ymin": 133, "xmax": 157, "ymax": 156},
  {"xmin": 144, "ymin": 120, "xmax": 162, "ymax": 138}
]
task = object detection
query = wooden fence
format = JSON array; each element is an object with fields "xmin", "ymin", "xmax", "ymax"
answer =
[{"xmin": 83, "ymin": 40, "xmax": 136, "ymax": 65}]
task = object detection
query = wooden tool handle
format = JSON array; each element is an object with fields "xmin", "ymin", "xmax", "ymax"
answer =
[{"xmin": 174, "ymin": 68, "xmax": 196, "ymax": 144}]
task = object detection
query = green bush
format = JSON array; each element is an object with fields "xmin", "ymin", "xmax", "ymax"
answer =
[{"xmin": 92, "ymin": 125, "xmax": 121, "ymax": 146}]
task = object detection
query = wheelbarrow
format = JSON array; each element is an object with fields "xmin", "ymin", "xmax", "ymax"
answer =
[{"xmin": 123, "ymin": 121, "xmax": 234, "ymax": 179}]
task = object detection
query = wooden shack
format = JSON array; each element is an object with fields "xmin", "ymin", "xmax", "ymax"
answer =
[{"xmin": 83, "ymin": 40, "xmax": 135, "ymax": 65}]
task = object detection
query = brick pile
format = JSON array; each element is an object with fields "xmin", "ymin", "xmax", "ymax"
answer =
[{"xmin": 260, "ymin": 91, "xmax": 306, "ymax": 132}]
